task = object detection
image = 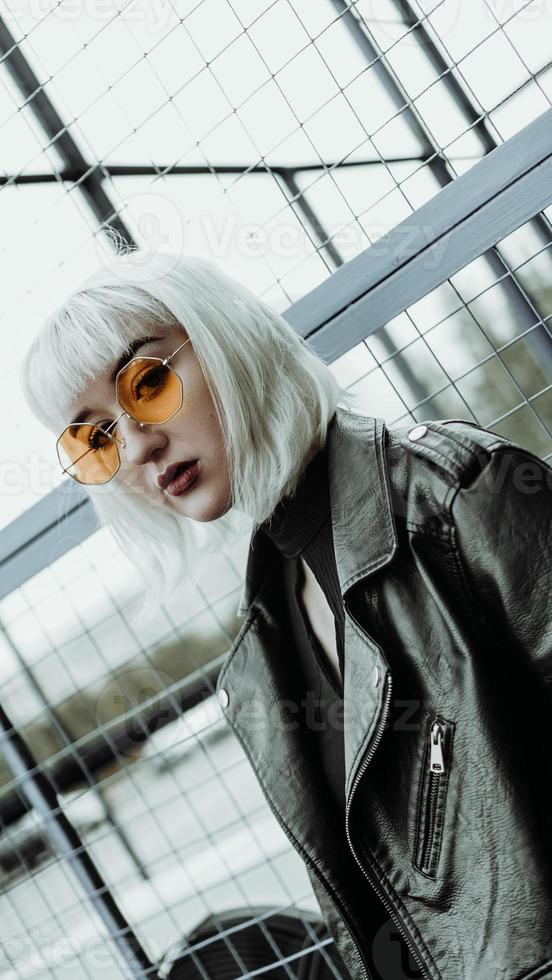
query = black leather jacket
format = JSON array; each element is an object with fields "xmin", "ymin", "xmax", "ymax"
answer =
[{"xmin": 216, "ymin": 408, "xmax": 552, "ymax": 980}]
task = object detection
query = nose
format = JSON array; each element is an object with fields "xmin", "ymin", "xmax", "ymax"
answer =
[{"xmin": 118, "ymin": 414, "xmax": 167, "ymax": 466}]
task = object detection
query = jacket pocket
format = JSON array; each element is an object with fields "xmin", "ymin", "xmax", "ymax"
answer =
[{"xmin": 413, "ymin": 715, "xmax": 455, "ymax": 879}]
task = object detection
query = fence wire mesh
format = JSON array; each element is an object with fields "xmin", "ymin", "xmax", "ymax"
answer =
[{"xmin": 1, "ymin": 0, "xmax": 552, "ymax": 977}]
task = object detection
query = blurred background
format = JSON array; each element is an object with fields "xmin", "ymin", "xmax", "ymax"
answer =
[{"xmin": 1, "ymin": 0, "xmax": 551, "ymax": 976}]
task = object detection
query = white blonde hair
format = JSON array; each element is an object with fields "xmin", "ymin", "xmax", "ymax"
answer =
[{"xmin": 20, "ymin": 244, "xmax": 357, "ymax": 622}]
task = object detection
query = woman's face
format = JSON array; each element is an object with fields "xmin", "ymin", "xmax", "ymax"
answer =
[{"xmin": 64, "ymin": 323, "xmax": 233, "ymax": 522}]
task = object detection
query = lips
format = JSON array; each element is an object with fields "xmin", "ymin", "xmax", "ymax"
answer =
[
  {"xmin": 165, "ymin": 461, "xmax": 199, "ymax": 496},
  {"xmin": 157, "ymin": 460, "xmax": 198, "ymax": 491}
]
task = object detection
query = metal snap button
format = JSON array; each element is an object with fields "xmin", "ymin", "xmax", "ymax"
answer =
[
  {"xmin": 373, "ymin": 664, "xmax": 380, "ymax": 687},
  {"xmin": 408, "ymin": 424, "xmax": 428, "ymax": 441},
  {"xmin": 218, "ymin": 688, "xmax": 229, "ymax": 709}
]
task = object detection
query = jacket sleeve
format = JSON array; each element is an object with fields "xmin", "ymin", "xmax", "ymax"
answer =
[{"xmin": 450, "ymin": 444, "xmax": 552, "ymax": 698}]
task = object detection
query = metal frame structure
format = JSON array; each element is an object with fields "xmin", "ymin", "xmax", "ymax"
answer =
[
  {"xmin": 290, "ymin": 105, "xmax": 552, "ymax": 355},
  {"xmin": 329, "ymin": 0, "xmax": 552, "ymax": 377}
]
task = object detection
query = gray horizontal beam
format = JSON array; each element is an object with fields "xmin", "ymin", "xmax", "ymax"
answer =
[
  {"xmin": 0, "ymin": 484, "xmax": 99, "ymax": 599},
  {"xmin": 311, "ymin": 141, "xmax": 552, "ymax": 362},
  {"xmin": 0, "ymin": 480, "xmax": 89, "ymax": 564},
  {"xmin": 288, "ymin": 106, "xmax": 552, "ymax": 339},
  {"xmin": 2, "ymin": 107, "xmax": 552, "ymax": 601}
]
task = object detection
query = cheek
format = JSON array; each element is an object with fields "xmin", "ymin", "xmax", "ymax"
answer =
[
  {"xmin": 114, "ymin": 465, "xmax": 150, "ymax": 493},
  {"xmin": 183, "ymin": 363, "xmax": 217, "ymax": 415}
]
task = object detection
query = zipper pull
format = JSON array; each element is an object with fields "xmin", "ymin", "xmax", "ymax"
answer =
[{"xmin": 429, "ymin": 722, "xmax": 445, "ymax": 773}]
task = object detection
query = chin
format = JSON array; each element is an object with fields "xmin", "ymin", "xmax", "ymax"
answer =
[{"xmin": 169, "ymin": 487, "xmax": 232, "ymax": 523}]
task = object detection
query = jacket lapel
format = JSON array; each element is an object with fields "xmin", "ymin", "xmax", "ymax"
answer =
[
  {"xmin": 218, "ymin": 409, "xmax": 399, "ymax": 819},
  {"xmin": 327, "ymin": 408, "xmax": 398, "ymax": 594},
  {"xmin": 237, "ymin": 408, "xmax": 398, "ymax": 614}
]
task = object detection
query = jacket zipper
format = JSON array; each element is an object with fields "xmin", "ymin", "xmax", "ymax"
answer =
[
  {"xmin": 419, "ymin": 722, "xmax": 446, "ymax": 874},
  {"xmin": 343, "ymin": 605, "xmax": 432, "ymax": 980},
  {"xmin": 414, "ymin": 718, "xmax": 453, "ymax": 879},
  {"xmin": 344, "ymin": 671, "xmax": 431, "ymax": 980}
]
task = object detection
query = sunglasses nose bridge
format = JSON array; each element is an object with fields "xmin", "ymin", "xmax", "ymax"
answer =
[
  {"xmin": 116, "ymin": 414, "xmax": 156, "ymax": 458},
  {"xmin": 107, "ymin": 409, "xmax": 132, "ymax": 448}
]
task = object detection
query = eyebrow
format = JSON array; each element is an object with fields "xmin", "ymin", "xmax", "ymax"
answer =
[{"xmin": 69, "ymin": 336, "xmax": 160, "ymax": 427}]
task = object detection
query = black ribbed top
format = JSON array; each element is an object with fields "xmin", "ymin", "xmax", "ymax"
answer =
[{"xmin": 260, "ymin": 438, "xmax": 346, "ymax": 684}]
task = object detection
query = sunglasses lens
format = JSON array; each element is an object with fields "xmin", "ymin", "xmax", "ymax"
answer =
[
  {"xmin": 57, "ymin": 423, "xmax": 119, "ymax": 485},
  {"xmin": 116, "ymin": 357, "xmax": 182, "ymax": 424}
]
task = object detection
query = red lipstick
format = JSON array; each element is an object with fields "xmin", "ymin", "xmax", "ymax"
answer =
[{"xmin": 159, "ymin": 460, "xmax": 200, "ymax": 496}]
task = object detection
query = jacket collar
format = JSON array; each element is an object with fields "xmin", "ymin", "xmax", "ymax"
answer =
[{"xmin": 237, "ymin": 408, "xmax": 399, "ymax": 617}]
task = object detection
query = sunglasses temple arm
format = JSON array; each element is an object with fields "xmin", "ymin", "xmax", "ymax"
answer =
[
  {"xmin": 61, "ymin": 446, "xmax": 95, "ymax": 475},
  {"xmin": 163, "ymin": 338, "xmax": 191, "ymax": 366},
  {"xmin": 106, "ymin": 411, "xmax": 127, "ymax": 435}
]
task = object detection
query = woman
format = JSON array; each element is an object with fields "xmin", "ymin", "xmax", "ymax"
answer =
[{"xmin": 21, "ymin": 249, "xmax": 552, "ymax": 980}]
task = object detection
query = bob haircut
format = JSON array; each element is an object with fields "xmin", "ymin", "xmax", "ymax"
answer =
[{"xmin": 21, "ymin": 244, "xmax": 358, "ymax": 623}]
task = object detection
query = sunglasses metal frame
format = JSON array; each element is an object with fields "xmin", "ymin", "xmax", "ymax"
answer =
[{"xmin": 56, "ymin": 338, "xmax": 191, "ymax": 485}]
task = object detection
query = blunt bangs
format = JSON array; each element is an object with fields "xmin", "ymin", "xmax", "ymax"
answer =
[{"xmin": 21, "ymin": 283, "xmax": 180, "ymax": 433}]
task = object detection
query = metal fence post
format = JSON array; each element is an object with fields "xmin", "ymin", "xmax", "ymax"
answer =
[{"xmin": 0, "ymin": 701, "xmax": 157, "ymax": 979}]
